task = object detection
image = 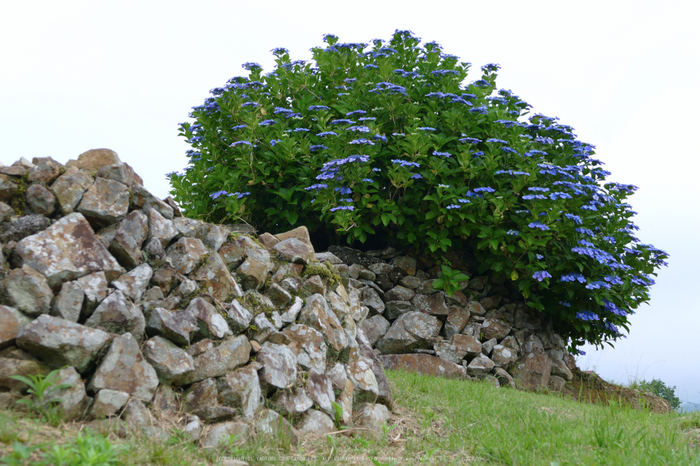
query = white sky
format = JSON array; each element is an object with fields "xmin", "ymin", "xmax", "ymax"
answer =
[{"xmin": 2, "ymin": 1, "xmax": 698, "ymax": 406}]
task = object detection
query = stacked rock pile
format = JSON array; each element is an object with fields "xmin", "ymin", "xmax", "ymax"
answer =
[
  {"xmin": 0, "ymin": 150, "xmax": 393, "ymax": 448},
  {"xmin": 318, "ymin": 246, "xmax": 579, "ymax": 393}
]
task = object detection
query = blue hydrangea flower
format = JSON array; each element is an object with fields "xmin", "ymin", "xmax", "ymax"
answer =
[
  {"xmin": 417, "ymin": 127, "xmax": 436, "ymax": 131},
  {"xmin": 234, "ymin": 192, "xmax": 251, "ymax": 199},
  {"xmin": 362, "ymin": 178, "xmax": 374, "ymax": 182},
  {"xmin": 330, "ymin": 119, "xmax": 355, "ymax": 125},
  {"xmin": 528, "ymin": 222, "xmax": 549, "ymax": 231},
  {"xmin": 317, "ymin": 131, "xmax": 338, "ymax": 137},
  {"xmin": 242, "ymin": 62, "xmax": 262, "ymax": 71},
  {"xmin": 474, "ymin": 187, "xmax": 495, "ymax": 193},
  {"xmin": 347, "ymin": 126, "xmax": 371, "ymax": 133},
  {"xmin": 561, "ymin": 273, "xmax": 586, "ymax": 283},
  {"xmin": 349, "ymin": 139, "xmax": 375, "ymax": 145},
  {"xmin": 231, "ymin": 124, "xmax": 247, "ymax": 130},
  {"xmin": 523, "ymin": 194, "xmax": 547, "ymax": 200},
  {"xmin": 433, "ymin": 151, "xmax": 451, "ymax": 157},
  {"xmin": 411, "ymin": 174, "xmax": 423, "ymax": 179},
  {"xmin": 330, "ymin": 206, "xmax": 354, "ymax": 212},
  {"xmin": 346, "ymin": 110, "xmax": 367, "ymax": 116},
  {"xmin": 576, "ymin": 311, "xmax": 599, "ymax": 321},
  {"xmin": 532, "ymin": 271, "xmax": 552, "ymax": 282},
  {"xmin": 210, "ymin": 190, "xmax": 229, "ymax": 199},
  {"xmin": 259, "ymin": 119, "xmax": 277, "ymax": 126},
  {"xmin": 392, "ymin": 159, "xmax": 420, "ymax": 168},
  {"xmin": 486, "ymin": 138, "xmax": 508, "ymax": 144},
  {"xmin": 310, "ymin": 145, "xmax": 328, "ymax": 151},
  {"xmin": 230, "ymin": 141, "xmax": 252, "ymax": 147},
  {"xmin": 270, "ymin": 139, "xmax": 281, "ymax": 146},
  {"xmin": 308, "ymin": 105, "xmax": 330, "ymax": 111},
  {"xmin": 373, "ymin": 134, "xmax": 388, "ymax": 142},
  {"xmin": 305, "ymin": 184, "xmax": 328, "ymax": 191}
]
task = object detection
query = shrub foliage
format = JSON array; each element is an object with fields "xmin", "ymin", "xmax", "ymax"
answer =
[{"xmin": 169, "ymin": 30, "xmax": 667, "ymax": 351}]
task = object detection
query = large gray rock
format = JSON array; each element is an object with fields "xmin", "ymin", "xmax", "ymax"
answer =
[
  {"xmin": 359, "ymin": 314, "xmax": 391, "ymax": 347},
  {"xmin": 272, "ymin": 387, "xmax": 313, "ymax": 416},
  {"xmin": 77, "ymin": 177, "xmax": 130, "ymax": 228},
  {"xmin": 217, "ymin": 364, "xmax": 262, "ymax": 418},
  {"xmin": 353, "ymin": 403, "xmax": 391, "ymax": 430},
  {"xmin": 296, "ymin": 409, "xmax": 335, "ymax": 437},
  {"xmin": 284, "ymin": 324, "xmax": 327, "ymax": 373},
  {"xmin": 88, "ymin": 389, "xmax": 130, "ymax": 420},
  {"xmin": 411, "ymin": 292, "xmax": 449, "ymax": 318},
  {"xmin": 272, "ymin": 238, "xmax": 315, "ymax": 264},
  {"xmin": 16, "ymin": 315, "xmax": 112, "ymax": 373},
  {"xmin": 174, "ymin": 335, "xmax": 251, "ymax": 386},
  {"xmin": 89, "ymin": 333, "xmax": 159, "ymax": 402},
  {"xmin": 166, "ymin": 237, "xmax": 209, "ymax": 275},
  {"xmin": 481, "ymin": 318, "xmax": 512, "ymax": 341},
  {"xmin": 305, "ymin": 371, "xmax": 335, "ymax": 417},
  {"xmin": 50, "ymin": 166, "xmax": 94, "ymax": 214},
  {"xmin": 51, "ymin": 366, "xmax": 90, "ymax": 421},
  {"xmin": 146, "ymin": 307, "xmax": 198, "ymax": 346},
  {"xmin": 185, "ymin": 298, "xmax": 231, "ymax": 340},
  {"xmin": 51, "ymin": 280, "xmax": 84, "ymax": 323},
  {"xmin": 376, "ymin": 311, "xmax": 441, "ymax": 354},
  {"xmin": 16, "ymin": 213, "xmax": 123, "ymax": 288},
  {"xmin": 110, "ymin": 263, "xmax": 152, "ymax": 303},
  {"xmin": 226, "ymin": 299, "xmax": 253, "ymax": 333},
  {"xmin": 511, "ymin": 352, "xmax": 552, "ymax": 389},
  {"xmin": 143, "ymin": 336, "xmax": 195, "ymax": 382},
  {"xmin": 131, "ymin": 185, "xmax": 174, "ymax": 220},
  {"xmin": 298, "ymin": 294, "xmax": 348, "ymax": 352},
  {"xmin": 66, "ymin": 148, "xmax": 120, "ymax": 175},
  {"xmin": 147, "ymin": 209, "xmax": 179, "ymax": 248},
  {"xmin": 257, "ymin": 342, "xmax": 297, "ymax": 391},
  {"xmin": 255, "ymin": 409, "xmax": 299, "ymax": 445},
  {"xmin": 192, "ymin": 253, "xmax": 243, "ymax": 302},
  {"xmin": 25, "ymin": 184, "xmax": 56, "ymax": 216},
  {"xmin": 85, "ymin": 290, "xmax": 145, "ymax": 340},
  {"xmin": 1, "ymin": 265, "xmax": 54, "ymax": 317},
  {"xmin": 379, "ymin": 353, "xmax": 467, "ymax": 379},
  {"xmin": 0, "ymin": 305, "xmax": 31, "ymax": 350},
  {"xmin": 200, "ymin": 421, "xmax": 250, "ymax": 449},
  {"xmin": 466, "ymin": 354, "xmax": 496, "ymax": 378},
  {"xmin": 345, "ymin": 346, "xmax": 379, "ymax": 404}
]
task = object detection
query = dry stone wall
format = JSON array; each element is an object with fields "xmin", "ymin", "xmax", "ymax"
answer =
[
  {"xmin": 0, "ymin": 149, "xmax": 579, "ymax": 448},
  {"xmin": 0, "ymin": 150, "xmax": 390, "ymax": 448}
]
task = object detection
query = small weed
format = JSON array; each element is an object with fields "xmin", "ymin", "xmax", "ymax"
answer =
[{"xmin": 9, "ymin": 367, "xmax": 72, "ymax": 426}]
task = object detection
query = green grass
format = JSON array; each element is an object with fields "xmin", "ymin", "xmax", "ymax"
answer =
[{"xmin": 1, "ymin": 369, "xmax": 698, "ymax": 465}]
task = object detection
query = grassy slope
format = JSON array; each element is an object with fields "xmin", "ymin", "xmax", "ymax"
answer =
[{"xmin": 1, "ymin": 369, "xmax": 699, "ymax": 465}]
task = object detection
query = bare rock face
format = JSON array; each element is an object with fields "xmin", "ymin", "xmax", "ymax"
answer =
[
  {"xmin": 25, "ymin": 184, "xmax": 56, "ymax": 216},
  {"xmin": 16, "ymin": 315, "xmax": 112, "ymax": 373},
  {"xmin": 16, "ymin": 213, "xmax": 123, "ymax": 288},
  {"xmin": 89, "ymin": 333, "xmax": 159, "ymax": 402},
  {"xmin": 255, "ymin": 409, "xmax": 299, "ymax": 445}
]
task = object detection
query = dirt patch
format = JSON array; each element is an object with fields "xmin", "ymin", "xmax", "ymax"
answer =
[{"xmin": 560, "ymin": 369, "xmax": 673, "ymax": 414}]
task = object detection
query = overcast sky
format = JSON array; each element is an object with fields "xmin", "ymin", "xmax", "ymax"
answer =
[{"xmin": 2, "ymin": 1, "xmax": 698, "ymax": 407}]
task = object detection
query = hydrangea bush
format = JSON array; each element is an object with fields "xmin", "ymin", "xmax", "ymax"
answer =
[{"xmin": 168, "ymin": 30, "xmax": 667, "ymax": 351}]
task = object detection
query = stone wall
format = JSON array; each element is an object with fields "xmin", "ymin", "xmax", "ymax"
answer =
[{"xmin": 0, "ymin": 149, "xmax": 578, "ymax": 448}]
